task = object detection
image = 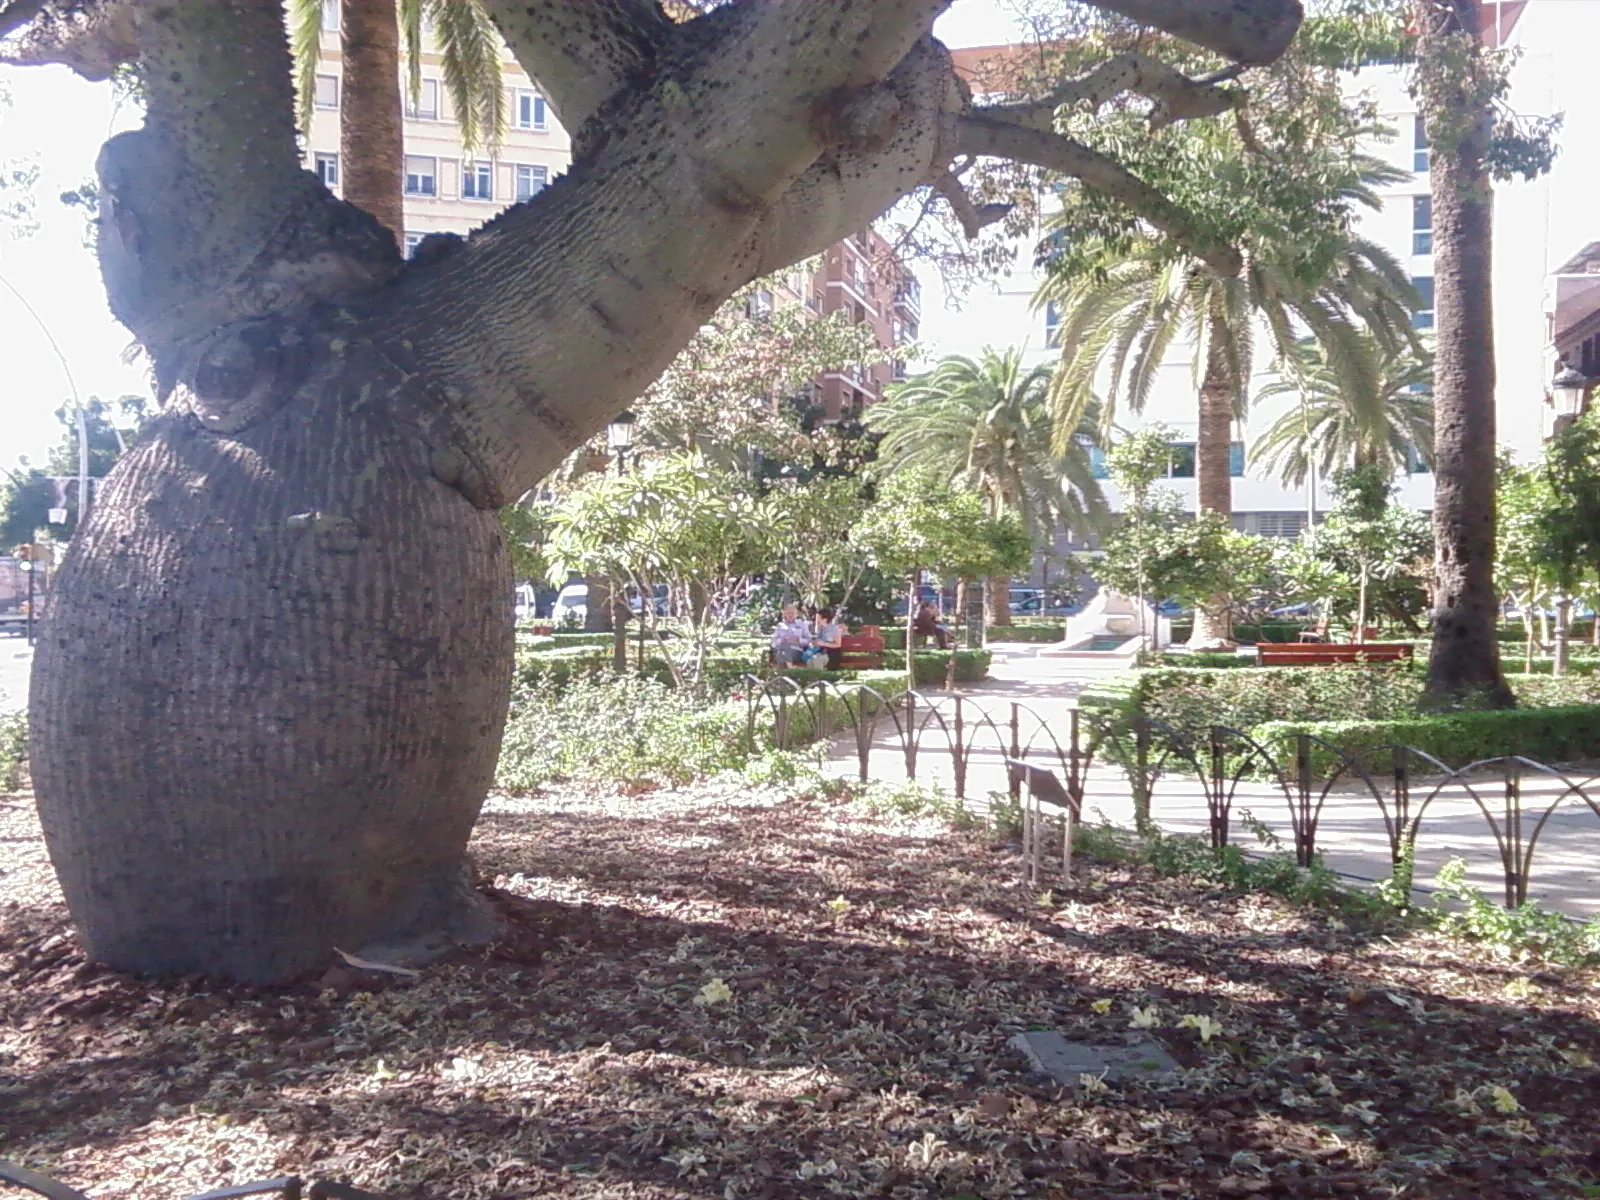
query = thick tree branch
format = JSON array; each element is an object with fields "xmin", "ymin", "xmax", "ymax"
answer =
[
  {"xmin": 977, "ymin": 51, "xmax": 1240, "ymax": 130},
  {"xmin": 0, "ymin": 0, "xmax": 134, "ymax": 77},
  {"xmin": 477, "ymin": 0, "xmax": 670, "ymax": 133},
  {"xmin": 1089, "ymin": 0, "xmax": 1303, "ymax": 64},
  {"xmin": 956, "ymin": 113, "xmax": 1242, "ymax": 275},
  {"xmin": 930, "ymin": 171, "xmax": 1011, "ymax": 240}
]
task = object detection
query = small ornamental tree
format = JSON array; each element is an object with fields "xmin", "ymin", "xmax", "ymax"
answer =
[
  {"xmin": 766, "ymin": 474, "xmax": 872, "ymax": 619},
  {"xmin": 1279, "ymin": 466, "xmax": 1433, "ymax": 640},
  {"xmin": 544, "ymin": 455, "xmax": 782, "ymax": 690},
  {"xmin": 853, "ymin": 470, "xmax": 1030, "ymax": 691}
]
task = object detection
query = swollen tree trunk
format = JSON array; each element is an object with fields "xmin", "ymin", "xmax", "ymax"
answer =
[
  {"xmin": 341, "ymin": 0, "xmax": 405, "ymax": 237},
  {"xmin": 1188, "ymin": 336, "xmax": 1235, "ymax": 649},
  {"xmin": 1418, "ymin": 0, "xmax": 1514, "ymax": 708},
  {"xmin": 11, "ymin": 0, "xmax": 1309, "ymax": 982}
]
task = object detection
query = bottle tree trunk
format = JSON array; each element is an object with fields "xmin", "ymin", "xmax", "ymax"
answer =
[
  {"xmin": 1418, "ymin": 0, "xmax": 1514, "ymax": 707},
  {"xmin": 1188, "ymin": 333, "xmax": 1236, "ymax": 650},
  {"xmin": 341, "ymin": 0, "xmax": 405, "ymax": 237}
]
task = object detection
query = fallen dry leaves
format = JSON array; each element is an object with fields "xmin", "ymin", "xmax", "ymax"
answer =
[{"xmin": 2, "ymin": 778, "xmax": 1598, "ymax": 1199}]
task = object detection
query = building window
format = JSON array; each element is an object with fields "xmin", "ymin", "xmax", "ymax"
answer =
[
  {"xmin": 807, "ymin": 291, "xmax": 822, "ymax": 312},
  {"xmin": 1045, "ymin": 299, "xmax": 1062, "ymax": 349},
  {"xmin": 1168, "ymin": 442, "xmax": 1196, "ymax": 478},
  {"xmin": 1229, "ymin": 441, "xmax": 1245, "ymax": 477},
  {"xmin": 1413, "ymin": 115, "xmax": 1430, "ymax": 173},
  {"xmin": 313, "ymin": 73, "xmax": 339, "ymax": 110},
  {"xmin": 1404, "ymin": 442, "xmax": 1431, "ymax": 474},
  {"xmin": 320, "ymin": 0, "xmax": 339, "ymax": 31},
  {"xmin": 404, "ymin": 155, "xmax": 437, "ymax": 196},
  {"xmin": 891, "ymin": 359, "xmax": 907, "ymax": 381},
  {"xmin": 1412, "ymin": 194, "xmax": 1432, "ymax": 256},
  {"xmin": 462, "ymin": 160, "xmax": 493, "ymax": 200},
  {"xmin": 1258, "ymin": 512, "xmax": 1305, "ymax": 538},
  {"xmin": 1412, "ymin": 275, "xmax": 1435, "ymax": 329},
  {"xmin": 514, "ymin": 163, "xmax": 548, "ymax": 201},
  {"xmin": 746, "ymin": 288, "xmax": 774, "ymax": 318},
  {"xmin": 405, "ymin": 79, "xmax": 439, "ymax": 121},
  {"xmin": 314, "ymin": 152, "xmax": 339, "ymax": 190},
  {"xmin": 404, "ymin": 232, "xmax": 424, "ymax": 257},
  {"xmin": 515, "ymin": 89, "xmax": 547, "ymax": 131}
]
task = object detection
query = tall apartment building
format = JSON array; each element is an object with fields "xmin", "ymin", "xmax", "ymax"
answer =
[
  {"xmin": 302, "ymin": 9, "xmax": 914, "ymax": 417},
  {"xmin": 927, "ymin": 0, "xmax": 1562, "ymax": 547}
]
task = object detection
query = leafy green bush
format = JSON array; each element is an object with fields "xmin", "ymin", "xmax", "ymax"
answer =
[
  {"xmin": 1170, "ymin": 621, "xmax": 1308, "ymax": 644},
  {"xmin": 881, "ymin": 648, "xmax": 992, "ymax": 684},
  {"xmin": 497, "ymin": 673, "xmax": 756, "ymax": 790},
  {"xmin": 1430, "ymin": 858, "xmax": 1599, "ymax": 967},
  {"xmin": 986, "ymin": 625, "xmax": 1066, "ymax": 643},
  {"xmin": 1125, "ymin": 664, "xmax": 1422, "ymax": 738},
  {"xmin": 1254, "ymin": 704, "xmax": 1600, "ymax": 769},
  {"xmin": 0, "ymin": 709, "xmax": 26, "ymax": 792},
  {"xmin": 512, "ymin": 644, "xmax": 612, "ymax": 691},
  {"xmin": 1145, "ymin": 650, "xmax": 1254, "ymax": 669}
]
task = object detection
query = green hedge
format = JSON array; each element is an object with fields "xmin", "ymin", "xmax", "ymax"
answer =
[
  {"xmin": 881, "ymin": 648, "xmax": 992, "ymax": 684},
  {"xmin": 986, "ymin": 625, "xmax": 1066, "ymax": 643},
  {"xmin": 756, "ymin": 671, "xmax": 910, "ymax": 748},
  {"xmin": 1254, "ymin": 705, "xmax": 1600, "ymax": 769},
  {"xmin": 1170, "ymin": 621, "xmax": 1309, "ymax": 644},
  {"xmin": 1146, "ymin": 651, "xmax": 1254, "ymax": 669}
]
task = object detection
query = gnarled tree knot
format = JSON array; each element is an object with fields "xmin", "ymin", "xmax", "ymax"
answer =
[
  {"xmin": 815, "ymin": 84, "xmax": 904, "ymax": 155},
  {"xmin": 179, "ymin": 316, "xmax": 307, "ymax": 435}
]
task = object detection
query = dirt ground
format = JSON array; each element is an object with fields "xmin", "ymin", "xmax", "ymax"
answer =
[{"xmin": 2, "ymin": 778, "xmax": 1598, "ymax": 1199}]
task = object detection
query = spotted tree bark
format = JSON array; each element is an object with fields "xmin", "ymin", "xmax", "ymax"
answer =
[{"xmin": 5, "ymin": 0, "xmax": 1305, "ymax": 980}]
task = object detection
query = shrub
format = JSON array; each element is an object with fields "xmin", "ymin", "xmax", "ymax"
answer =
[
  {"xmin": 881, "ymin": 648, "xmax": 992, "ymax": 684},
  {"xmin": 512, "ymin": 644, "xmax": 612, "ymax": 692},
  {"xmin": 1145, "ymin": 650, "xmax": 1254, "ymax": 669},
  {"xmin": 1430, "ymin": 858, "xmax": 1600, "ymax": 967},
  {"xmin": 0, "ymin": 709, "xmax": 25, "ymax": 792},
  {"xmin": 1253, "ymin": 704, "xmax": 1600, "ymax": 769},
  {"xmin": 1125, "ymin": 664, "xmax": 1422, "ymax": 738},
  {"xmin": 986, "ymin": 625, "xmax": 1065, "ymax": 643},
  {"xmin": 497, "ymin": 673, "xmax": 755, "ymax": 790}
]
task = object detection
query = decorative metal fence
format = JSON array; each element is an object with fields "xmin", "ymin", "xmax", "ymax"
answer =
[
  {"xmin": 0, "ymin": 1162, "xmax": 388, "ymax": 1200},
  {"xmin": 743, "ymin": 676, "xmax": 1600, "ymax": 909}
]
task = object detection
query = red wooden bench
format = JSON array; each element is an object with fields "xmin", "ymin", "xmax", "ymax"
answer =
[
  {"xmin": 836, "ymin": 628, "xmax": 885, "ymax": 671},
  {"xmin": 1256, "ymin": 642, "xmax": 1414, "ymax": 667}
]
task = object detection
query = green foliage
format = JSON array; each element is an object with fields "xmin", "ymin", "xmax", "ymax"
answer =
[
  {"xmin": 853, "ymin": 471, "xmax": 1031, "ymax": 584},
  {"xmin": 880, "ymin": 649, "xmax": 993, "ymax": 686},
  {"xmin": 498, "ymin": 501, "xmax": 551, "ymax": 583},
  {"xmin": 1543, "ymin": 408, "xmax": 1600, "ymax": 588},
  {"xmin": 765, "ymin": 474, "xmax": 871, "ymax": 613},
  {"xmin": 1146, "ymin": 651, "xmax": 1254, "ymax": 669},
  {"xmin": 1, "ymin": 396, "xmax": 149, "ymax": 543},
  {"xmin": 496, "ymin": 673, "xmax": 755, "ymax": 791},
  {"xmin": 1251, "ymin": 333, "xmax": 1433, "ymax": 488},
  {"xmin": 1430, "ymin": 859, "xmax": 1600, "ymax": 967},
  {"xmin": 544, "ymin": 454, "xmax": 780, "ymax": 689},
  {"xmin": 1277, "ymin": 466, "xmax": 1432, "ymax": 633},
  {"xmin": 1131, "ymin": 663, "xmax": 1423, "ymax": 738},
  {"xmin": 868, "ymin": 349, "xmax": 1107, "ymax": 548},
  {"xmin": 986, "ymin": 625, "xmax": 1066, "ymax": 643},
  {"xmin": 1256, "ymin": 705, "xmax": 1600, "ymax": 769},
  {"xmin": 0, "ymin": 707, "xmax": 26, "ymax": 792}
]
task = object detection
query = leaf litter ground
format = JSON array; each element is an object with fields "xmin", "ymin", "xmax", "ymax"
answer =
[{"xmin": 2, "ymin": 780, "xmax": 1598, "ymax": 1199}]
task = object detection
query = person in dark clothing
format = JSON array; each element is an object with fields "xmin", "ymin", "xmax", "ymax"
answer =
[
  {"xmin": 813, "ymin": 606, "xmax": 844, "ymax": 669},
  {"xmin": 913, "ymin": 601, "xmax": 950, "ymax": 650}
]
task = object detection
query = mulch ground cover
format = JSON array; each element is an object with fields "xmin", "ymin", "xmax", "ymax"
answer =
[{"xmin": 2, "ymin": 779, "xmax": 1598, "ymax": 1199}]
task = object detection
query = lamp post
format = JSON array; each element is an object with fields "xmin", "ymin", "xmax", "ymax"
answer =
[
  {"xmin": 1551, "ymin": 365, "xmax": 1590, "ymax": 431},
  {"xmin": 607, "ymin": 410, "xmax": 636, "ymax": 475},
  {"xmin": 605, "ymin": 411, "xmax": 638, "ymax": 669}
]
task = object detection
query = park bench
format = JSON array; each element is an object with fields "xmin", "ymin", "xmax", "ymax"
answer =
[
  {"xmin": 1256, "ymin": 642, "xmax": 1414, "ymax": 667},
  {"xmin": 836, "ymin": 628, "xmax": 885, "ymax": 671}
]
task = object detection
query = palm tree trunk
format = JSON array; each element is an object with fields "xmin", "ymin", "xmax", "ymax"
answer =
[
  {"xmin": 1188, "ymin": 336, "xmax": 1235, "ymax": 649},
  {"xmin": 1419, "ymin": 0, "xmax": 1513, "ymax": 707},
  {"xmin": 341, "ymin": 0, "xmax": 405, "ymax": 237}
]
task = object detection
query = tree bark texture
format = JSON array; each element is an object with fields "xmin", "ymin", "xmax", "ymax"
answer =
[
  {"xmin": 1419, "ymin": 0, "xmax": 1513, "ymax": 707},
  {"xmin": 1188, "ymin": 334, "xmax": 1235, "ymax": 649},
  {"xmin": 985, "ymin": 572, "xmax": 1012, "ymax": 628},
  {"xmin": 341, "ymin": 0, "xmax": 405, "ymax": 237},
  {"xmin": 13, "ymin": 0, "xmax": 1307, "ymax": 980}
]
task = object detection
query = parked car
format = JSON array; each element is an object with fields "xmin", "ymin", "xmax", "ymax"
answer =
[
  {"xmin": 1008, "ymin": 587, "xmax": 1043, "ymax": 613},
  {"xmin": 629, "ymin": 583, "xmax": 671, "ymax": 615},
  {"xmin": 550, "ymin": 582, "xmax": 588, "ymax": 627}
]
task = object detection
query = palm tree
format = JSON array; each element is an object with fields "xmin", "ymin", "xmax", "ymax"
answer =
[
  {"xmin": 867, "ymin": 348, "xmax": 1109, "ymax": 626},
  {"xmin": 1039, "ymin": 229, "xmax": 1418, "ymax": 647},
  {"xmin": 289, "ymin": 0, "xmax": 507, "ymax": 235},
  {"xmin": 1251, "ymin": 335, "xmax": 1434, "ymax": 509}
]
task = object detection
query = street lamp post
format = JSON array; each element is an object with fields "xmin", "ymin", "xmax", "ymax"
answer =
[
  {"xmin": 607, "ymin": 410, "xmax": 636, "ymax": 476},
  {"xmin": 19, "ymin": 556, "xmax": 34, "ymax": 646},
  {"xmin": 1549, "ymin": 366, "xmax": 1588, "ymax": 674}
]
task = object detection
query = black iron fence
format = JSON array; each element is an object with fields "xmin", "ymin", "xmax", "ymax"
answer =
[{"xmin": 744, "ymin": 677, "xmax": 1600, "ymax": 910}]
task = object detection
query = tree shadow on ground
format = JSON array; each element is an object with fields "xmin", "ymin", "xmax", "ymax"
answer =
[{"xmin": 2, "ymin": 786, "xmax": 1597, "ymax": 1199}]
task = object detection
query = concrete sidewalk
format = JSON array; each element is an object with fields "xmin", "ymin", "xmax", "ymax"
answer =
[{"xmin": 823, "ymin": 645, "xmax": 1600, "ymax": 919}]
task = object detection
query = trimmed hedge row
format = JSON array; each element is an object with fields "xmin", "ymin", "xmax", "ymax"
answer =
[
  {"xmin": 1255, "ymin": 705, "xmax": 1600, "ymax": 769},
  {"xmin": 881, "ymin": 648, "xmax": 993, "ymax": 685},
  {"xmin": 986, "ymin": 625, "xmax": 1066, "ymax": 643}
]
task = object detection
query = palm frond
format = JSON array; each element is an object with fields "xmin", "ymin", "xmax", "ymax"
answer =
[
  {"xmin": 428, "ymin": 0, "xmax": 506, "ymax": 155},
  {"xmin": 288, "ymin": 0, "xmax": 326, "ymax": 140}
]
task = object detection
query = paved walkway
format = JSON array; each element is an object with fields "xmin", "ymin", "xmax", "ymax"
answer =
[
  {"xmin": 0, "ymin": 642, "xmax": 29, "ymax": 713},
  {"xmin": 822, "ymin": 645, "xmax": 1600, "ymax": 919}
]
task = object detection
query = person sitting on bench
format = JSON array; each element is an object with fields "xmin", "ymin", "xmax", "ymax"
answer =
[
  {"xmin": 813, "ymin": 606, "xmax": 844, "ymax": 669},
  {"xmin": 913, "ymin": 600, "xmax": 951, "ymax": 650},
  {"xmin": 770, "ymin": 603, "xmax": 813, "ymax": 667}
]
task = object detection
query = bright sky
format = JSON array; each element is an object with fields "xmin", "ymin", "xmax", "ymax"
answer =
[{"xmin": 0, "ymin": 0, "xmax": 1596, "ymax": 468}]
